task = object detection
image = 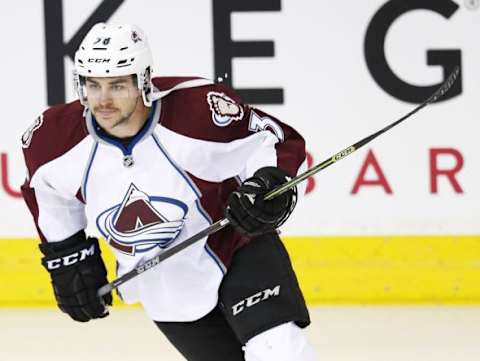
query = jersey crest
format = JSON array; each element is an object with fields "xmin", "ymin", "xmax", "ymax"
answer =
[
  {"xmin": 207, "ymin": 91, "xmax": 244, "ymax": 127},
  {"xmin": 97, "ymin": 183, "xmax": 187, "ymax": 255}
]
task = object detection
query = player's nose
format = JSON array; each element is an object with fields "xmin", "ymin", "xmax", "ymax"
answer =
[{"xmin": 98, "ymin": 89, "xmax": 114, "ymax": 104}]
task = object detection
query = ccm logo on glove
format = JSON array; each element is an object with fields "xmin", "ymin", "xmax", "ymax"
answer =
[{"xmin": 45, "ymin": 244, "xmax": 96, "ymax": 270}]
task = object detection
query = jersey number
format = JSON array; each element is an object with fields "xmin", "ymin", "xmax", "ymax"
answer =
[{"xmin": 248, "ymin": 111, "xmax": 285, "ymax": 142}]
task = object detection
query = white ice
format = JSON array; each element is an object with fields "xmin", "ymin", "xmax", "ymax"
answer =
[{"xmin": 1, "ymin": 306, "xmax": 479, "ymax": 361}]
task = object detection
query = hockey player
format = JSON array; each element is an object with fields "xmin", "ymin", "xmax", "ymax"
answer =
[{"xmin": 21, "ymin": 23, "xmax": 317, "ymax": 361}]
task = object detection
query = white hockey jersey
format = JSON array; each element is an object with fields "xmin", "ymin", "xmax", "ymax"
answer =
[{"xmin": 21, "ymin": 77, "xmax": 307, "ymax": 321}]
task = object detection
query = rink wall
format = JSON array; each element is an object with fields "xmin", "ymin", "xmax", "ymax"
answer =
[
  {"xmin": 2, "ymin": 236, "xmax": 480, "ymax": 307},
  {"xmin": 0, "ymin": 1, "xmax": 479, "ymax": 306}
]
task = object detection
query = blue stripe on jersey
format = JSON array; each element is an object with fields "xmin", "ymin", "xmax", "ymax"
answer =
[
  {"xmin": 151, "ymin": 133, "xmax": 201, "ymax": 198},
  {"xmin": 82, "ymin": 142, "xmax": 99, "ymax": 202},
  {"xmin": 152, "ymin": 133, "xmax": 226, "ymax": 274},
  {"xmin": 196, "ymin": 200, "xmax": 226, "ymax": 274},
  {"xmin": 195, "ymin": 199, "xmax": 212, "ymax": 224},
  {"xmin": 205, "ymin": 243, "xmax": 227, "ymax": 274}
]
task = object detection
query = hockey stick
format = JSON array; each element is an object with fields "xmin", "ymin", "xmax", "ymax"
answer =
[{"xmin": 97, "ymin": 66, "xmax": 459, "ymax": 298}]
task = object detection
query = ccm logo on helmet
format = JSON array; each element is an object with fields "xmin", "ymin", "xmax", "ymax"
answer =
[
  {"xmin": 88, "ymin": 58, "xmax": 111, "ymax": 63},
  {"xmin": 231, "ymin": 285, "xmax": 281, "ymax": 316},
  {"xmin": 45, "ymin": 245, "xmax": 96, "ymax": 270}
]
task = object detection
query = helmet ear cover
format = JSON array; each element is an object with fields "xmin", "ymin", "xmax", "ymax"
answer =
[
  {"xmin": 138, "ymin": 66, "xmax": 153, "ymax": 107},
  {"xmin": 73, "ymin": 71, "xmax": 87, "ymax": 105}
]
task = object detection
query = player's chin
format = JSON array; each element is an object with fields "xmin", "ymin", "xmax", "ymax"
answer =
[{"xmin": 95, "ymin": 112, "xmax": 121, "ymax": 127}]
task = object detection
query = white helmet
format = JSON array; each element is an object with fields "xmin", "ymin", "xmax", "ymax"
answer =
[{"xmin": 74, "ymin": 23, "xmax": 153, "ymax": 106}]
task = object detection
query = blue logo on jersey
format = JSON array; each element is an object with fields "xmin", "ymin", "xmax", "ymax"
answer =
[{"xmin": 96, "ymin": 183, "xmax": 188, "ymax": 256}]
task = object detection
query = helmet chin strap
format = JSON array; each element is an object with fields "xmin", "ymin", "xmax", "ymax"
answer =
[
  {"xmin": 116, "ymin": 95, "xmax": 143, "ymax": 131},
  {"xmin": 122, "ymin": 94, "xmax": 152, "ymax": 136}
]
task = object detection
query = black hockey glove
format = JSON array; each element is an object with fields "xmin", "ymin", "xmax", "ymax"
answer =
[
  {"xmin": 225, "ymin": 166, "xmax": 297, "ymax": 235},
  {"xmin": 39, "ymin": 231, "xmax": 112, "ymax": 322}
]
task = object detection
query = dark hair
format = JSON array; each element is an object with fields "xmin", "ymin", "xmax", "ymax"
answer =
[{"xmin": 82, "ymin": 74, "xmax": 137, "ymax": 84}]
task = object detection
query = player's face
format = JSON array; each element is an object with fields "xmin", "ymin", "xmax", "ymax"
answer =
[{"xmin": 85, "ymin": 76, "xmax": 141, "ymax": 131}]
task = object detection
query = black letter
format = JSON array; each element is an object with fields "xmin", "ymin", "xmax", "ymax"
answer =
[
  {"xmin": 44, "ymin": 0, "xmax": 124, "ymax": 105},
  {"xmin": 364, "ymin": 0, "xmax": 462, "ymax": 103},
  {"xmin": 213, "ymin": 0, "xmax": 283, "ymax": 104}
]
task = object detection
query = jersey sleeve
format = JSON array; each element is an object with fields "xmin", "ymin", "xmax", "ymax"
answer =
[
  {"xmin": 21, "ymin": 105, "xmax": 88, "ymax": 243},
  {"xmin": 21, "ymin": 180, "xmax": 87, "ymax": 243},
  {"xmin": 159, "ymin": 83, "xmax": 307, "ymax": 192}
]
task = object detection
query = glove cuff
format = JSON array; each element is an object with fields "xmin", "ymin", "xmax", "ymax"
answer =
[{"xmin": 39, "ymin": 230, "xmax": 87, "ymax": 254}]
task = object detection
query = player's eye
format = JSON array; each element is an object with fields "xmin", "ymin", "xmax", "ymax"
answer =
[{"xmin": 87, "ymin": 83, "xmax": 100, "ymax": 90}]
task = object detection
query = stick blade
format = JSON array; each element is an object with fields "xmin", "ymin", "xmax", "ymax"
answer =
[{"xmin": 429, "ymin": 66, "xmax": 460, "ymax": 103}]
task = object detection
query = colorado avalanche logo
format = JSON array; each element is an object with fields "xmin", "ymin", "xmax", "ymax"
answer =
[
  {"xmin": 207, "ymin": 91, "xmax": 244, "ymax": 127},
  {"xmin": 97, "ymin": 183, "xmax": 187, "ymax": 256}
]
